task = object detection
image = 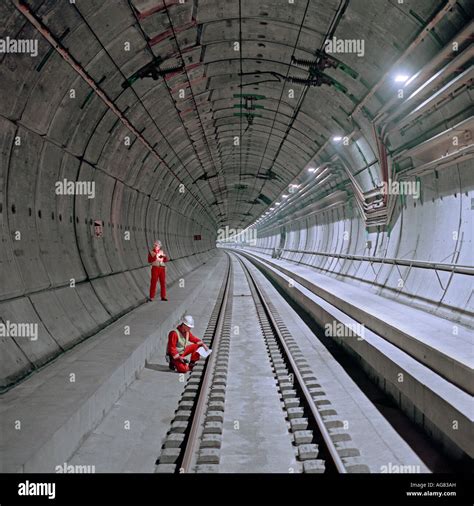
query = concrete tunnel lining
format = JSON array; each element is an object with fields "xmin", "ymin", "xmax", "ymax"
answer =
[
  {"xmin": 2, "ymin": 2, "xmax": 470, "ymax": 368},
  {"xmin": 0, "ymin": 0, "xmax": 472, "ymax": 484}
]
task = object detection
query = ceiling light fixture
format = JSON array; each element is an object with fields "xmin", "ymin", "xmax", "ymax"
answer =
[
  {"xmin": 332, "ymin": 136, "xmax": 342, "ymax": 142},
  {"xmin": 394, "ymin": 74, "xmax": 409, "ymax": 83}
]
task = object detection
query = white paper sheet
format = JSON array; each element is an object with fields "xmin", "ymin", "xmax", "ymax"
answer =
[{"xmin": 198, "ymin": 347, "xmax": 212, "ymax": 358}]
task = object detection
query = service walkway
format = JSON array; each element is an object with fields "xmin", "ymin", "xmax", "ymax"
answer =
[
  {"xmin": 239, "ymin": 250, "xmax": 473, "ymax": 394},
  {"xmin": 0, "ymin": 253, "xmax": 226, "ymax": 472}
]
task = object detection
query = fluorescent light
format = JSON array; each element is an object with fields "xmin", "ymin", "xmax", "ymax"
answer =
[
  {"xmin": 282, "ymin": 195, "xmax": 289, "ymax": 199},
  {"xmin": 275, "ymin": 202, "xmax": 281, "ymax": 206},
  {"xmin": 394, "ymin": 74, "xmax": 409, "ymax": 83},
  {"xmin": 332, "ymin": 136, "xmax": 343, "ymax": 142},
  {"xmin": 308, "ymin": 167, "xmax": 316, "ymax": 172}
]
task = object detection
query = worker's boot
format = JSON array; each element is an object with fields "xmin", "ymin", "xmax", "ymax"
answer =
[
  {"xmin": 189, "ymin": 361, "xmax": 197, "ymax": 371},
  {"xmin": 167, "ymin": 354, "xmax": 175, "ymax": 371}
]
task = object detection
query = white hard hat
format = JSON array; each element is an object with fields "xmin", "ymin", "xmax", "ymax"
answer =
[{"xmin": 181, "ymin": 315, "xmax": 195, "ymax": 328}]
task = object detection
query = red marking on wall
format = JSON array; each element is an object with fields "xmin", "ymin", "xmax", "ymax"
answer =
[
  {"xmin": 136, "ymin": 0, "xmax": 181, "ymax": 19},
  {"xmin": 149, "ymin": 19, "xmax": 197, "ymax": 46},
  {"xmin": 170, "ymin": 75, "xmax": 206, "ymax": 94},
  {"xmin": 166, "ymin": 62, "xmax": 202, "ymax": 82},
  {"xmin": 179, "ymin": 107, "xmax": 195, "ymax": 118}
]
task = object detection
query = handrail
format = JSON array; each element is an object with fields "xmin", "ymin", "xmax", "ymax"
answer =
[{"xmin": 240, "ymin": 246, "xmax": 474, "ymax": 275}]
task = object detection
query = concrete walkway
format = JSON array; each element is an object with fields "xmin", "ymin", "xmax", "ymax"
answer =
[
  {"xmin": 243, "ymin": 250, "xmax": 473, "ymax": 395},
  {"xmin": 67, "ymin": 258, "xmax": 229, "ymax": 472},
  {"xmin": 0, "ymin": 253, "xmax": 227, "ymax": 472}
]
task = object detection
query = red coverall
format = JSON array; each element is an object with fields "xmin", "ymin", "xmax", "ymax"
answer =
[
  {"xmin": 148, "ymin": 248, "xmax": 169, "ymax": 300},
  {"xmin": 167, "ymin": 324, "xmax": 203, "ymax": 373}
]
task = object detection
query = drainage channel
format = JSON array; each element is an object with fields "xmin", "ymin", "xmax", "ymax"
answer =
[
  {"xmin": 234, "ymin": 253, "xmax": 370, "ymax": 474},
  {"xmin": 155, "ymin": 253, "xmax": 233, "ymax": 473}
]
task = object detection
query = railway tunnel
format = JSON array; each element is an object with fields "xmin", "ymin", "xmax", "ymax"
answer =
[{"xmin": 0, "ymin": 0, "xmax": 473, "ymax": 492}]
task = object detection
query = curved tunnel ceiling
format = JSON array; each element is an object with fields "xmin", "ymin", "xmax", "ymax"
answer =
[
  {"xmin": 1, "ymin": 0, "xmax": 473, "ymax": 477},
  {"xmin": 3, "ymin": 0, "xmax": 471, "ymax": 233}
]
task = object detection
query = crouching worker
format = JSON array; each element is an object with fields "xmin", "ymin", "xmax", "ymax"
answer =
[{"xmin": 167, "ymin": 315, "xmax": 208, "ymax": 373}]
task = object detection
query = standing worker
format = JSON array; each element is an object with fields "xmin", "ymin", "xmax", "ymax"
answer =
[
  {"xmin": 167, "ymin": 315, "xmax": 209, "ymax": 372},
  {"xmin": 148, "ymin": 240, "xmax": 169, "ymax": 301}
]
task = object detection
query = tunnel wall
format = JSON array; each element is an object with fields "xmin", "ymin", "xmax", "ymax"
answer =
[
  {"xmin": 0, "ymin": 118, "xmax": 216, "ymax": 388},
  {"xmin": 0, "ymin": 116, "xmax": 216, "ymax": 388},
  {"xmin": 248, "ymin": 161, "xmax": 473, "ymax": 327},
  {"xmin": 0, "ymin": 8, "xmax": 217, "ymax": 389},
  {"xmin": 1, "ymin": 0, "xmax": 472, "ymax": 388}
]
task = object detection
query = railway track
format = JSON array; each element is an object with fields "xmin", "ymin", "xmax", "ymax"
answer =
[
  {"xmin": 155, "ymin": 252, "xmax": 369, "ymax": 473},
  {"xmin": 156, "ymin": 254, "xmax": 234, "ymax": 472}
]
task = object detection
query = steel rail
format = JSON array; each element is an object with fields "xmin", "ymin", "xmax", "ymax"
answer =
[
  {"xmin": 179, "ymin": 254, "xmax": 233, "ymax": 472},
  {"xmin": 233, "ymin": 252, "xmax": 347, "ymax": 473}
]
